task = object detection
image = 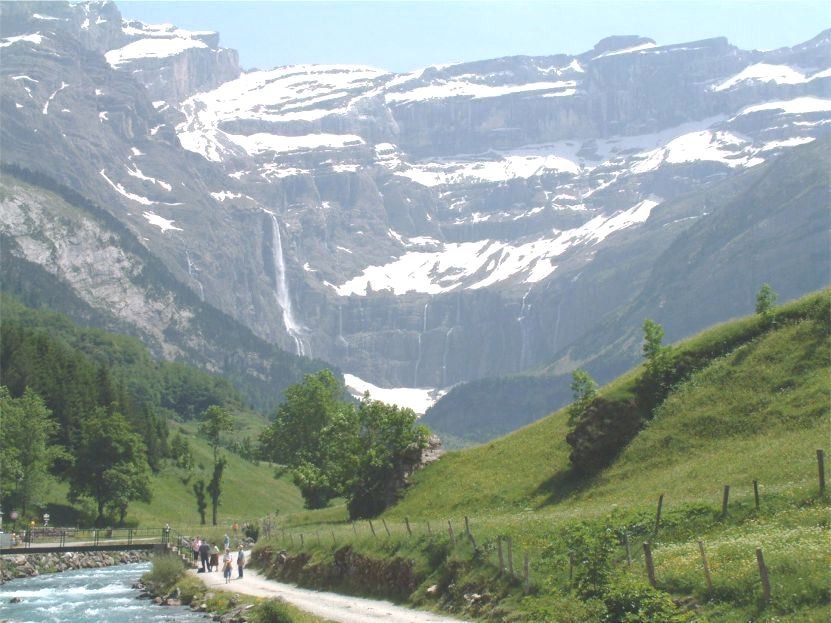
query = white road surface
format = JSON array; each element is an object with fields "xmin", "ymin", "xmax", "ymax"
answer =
[{"xmin": 191, "ymin": 565, "xmax": 471, "ymax": 623}]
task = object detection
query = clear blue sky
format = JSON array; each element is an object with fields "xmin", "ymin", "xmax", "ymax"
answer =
[{"xmin": 119, "ymin": 1, "xmax": 830, "ymax": 72}]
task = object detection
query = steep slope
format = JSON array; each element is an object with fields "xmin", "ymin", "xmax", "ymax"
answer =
[
  {"xmin": 1, "ymin": 2, "xmax": 829, "ymax": 430},
  {"xmin": 423, "ymin": 138, "xmax": 831, "ymax": 443},
  {"xmin": 394, "ymin": 289, "xmax": 829, "ymax": 517},
  {"xmin": 0, "ymin": 169, "xmax": 328, "ymax": 412}
]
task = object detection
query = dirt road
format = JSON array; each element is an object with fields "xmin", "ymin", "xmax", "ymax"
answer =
[{"xmin": 191, "ymin": 565, "xmax": 470, "ymax": 623}]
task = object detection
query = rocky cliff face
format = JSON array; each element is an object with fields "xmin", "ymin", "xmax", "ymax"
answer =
[{"xmin": 1, "ymin": 1, "xmax": 829, "ymax": 427}]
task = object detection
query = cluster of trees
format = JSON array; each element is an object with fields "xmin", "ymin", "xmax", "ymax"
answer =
[
  {"xmin": 0, "ymin": 295, "xmax": 246, "ymax": 526},
  {"xmin": 259, "ymin": 370, "xmax": 429, "ymax": 519},
  {"xmin": 565, "ymin": 284, "xmax": 784, "ymax": 473}
]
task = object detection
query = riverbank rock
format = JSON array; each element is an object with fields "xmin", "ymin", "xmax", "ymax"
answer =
[{"xmin": 0, "ymin": 550, "xmax": 151, "ymax": 583}]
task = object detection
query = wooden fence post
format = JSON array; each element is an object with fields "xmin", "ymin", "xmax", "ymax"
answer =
[
  {"xmin": 697, "ymin": 541, "xmax": 713, "ymax": 594},
  {"xmin": 624, "ymin": 533, "xmax": 632, "ymax": 565},
  {"xmin": 426, "ymin": 520, "xmax": 432, "ymax": 536},
  {"xmin": 753, "ymin": 480, "xmax": 760, "ymax": 510},
  {"xmin": 316, "ymin": 531, "xmax": 321, "ymax": 545},
  {"xmin": 756, "ymin": 548, "xmax": 771, "ymax": 605},
  {"xmin": 381, "ymin": 519, "xmax": 391, "ymax": 537},
  {"xmin": 368, "ymin": 520, "xmax": 377, "ymax": 538},
  {"xmin": 331, "ymin": 530, "xmax": 336, "ymax": 545},
  {"xmin": 654, "ymin": 493, "xmax": 664, "ymax": 535},
  {"xmin": 643, "ymin": 542, "xmax": 656, "ymax": 587},
  {"xmin": 507, "ymin": 537, "xmax": 514, "ymax": 577},
  {"xmin": 405, "ymin": 517, "xmax": 412, "ymax": 537},
  {"xmin": 448, "ymin": 520, "xmax": 456, "ymax": 545},
  {"xmin": 721, "ymin": 485, "xmax": 730, "ymax": 518},
  {"xmin": 289, "ymin": 533, "xmax": 294, "ymax": 546},
  {"xmin": 352, "ymin": 522, "xmax": 358, "ymax": 536},
  {"xmin": 497, "ymin": 537, "xmax": 504, "ymax": 574},
  {"xmin": 523, "ymin": 552, "xmax": 530, "ymax": 594},
  {"xmin": 464, "ymin": 516, "xmax": 471, "ymax": 537},
  {"xmin": 299, "ymin": 533, "xmax": 304, "ymax": 548},
  {"xmin": 818, "ymin": 449, "xmax": 826, "ymax": 495}
]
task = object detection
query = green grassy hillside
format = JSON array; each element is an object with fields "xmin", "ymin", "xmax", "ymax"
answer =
[
  {"xmin": 264, "ymin": 290, "xmax": 829, "ymax": 622},
  {"xmin": 42, "ymin": 423, "xmax": 304, "ymax": 530},
  {"xmin": 394, "ymin": 290, "xmax": 828, "ymax": 519}
]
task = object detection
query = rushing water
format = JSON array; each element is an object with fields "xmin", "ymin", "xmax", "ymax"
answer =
[{"xmin": 0, "ymin": 562, "xmax": 210, "ymax": 623}]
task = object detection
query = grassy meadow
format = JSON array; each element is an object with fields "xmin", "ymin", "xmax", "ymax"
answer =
[{"xmin": 255, "ymin": 290, "xmax": 830, "ymax": 622}]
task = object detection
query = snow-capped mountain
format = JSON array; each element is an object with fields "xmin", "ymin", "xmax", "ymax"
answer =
[{"xmin": 1, "ymin": 1, "xmax": 829, "ymax": 424}]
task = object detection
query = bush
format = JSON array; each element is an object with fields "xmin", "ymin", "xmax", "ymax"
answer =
[
  {"xmin": 244, "ymin": 523, "xmax": 260, "ymax": 541},
  {"xmin": 143, "ymin": 554, "xmax": 185, "ymax": 592},
  {"xmin": 248, "ymin": 599, "xmax": 294, "ymax": 623},
  {"xmin": 602, "ymin": 575, "xmax": 691, "ymax": 623}
]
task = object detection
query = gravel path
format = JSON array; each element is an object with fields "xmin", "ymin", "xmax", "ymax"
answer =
[{"xmin": 191, "ymin": 566, "xmax": 470, "ymax": 623}]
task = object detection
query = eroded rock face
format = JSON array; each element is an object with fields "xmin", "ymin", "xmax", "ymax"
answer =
[{"xmin": 1, "ymin": 1, "xmax": 829, "ymax": 429}]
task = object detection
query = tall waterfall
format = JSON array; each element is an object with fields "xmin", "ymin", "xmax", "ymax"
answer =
[
  {"xmin": 268, "ymin": 212, "xmax": 307, "ymax": 356},
  {"xmin": 517, "ymin": 288, "xmax": 532, "ymax": 370},
  {"xmin": 413, "ymin": 300, "xmax": 430, "ymax": 387},
  {"xmin": 185, "ymin": 249, "xmax": 205, "ymax": 302}
]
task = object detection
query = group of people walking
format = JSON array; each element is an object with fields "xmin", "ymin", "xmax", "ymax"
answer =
[{"xmin": 190, "ymin": 534, "xmax": 245, "ymax": 583}]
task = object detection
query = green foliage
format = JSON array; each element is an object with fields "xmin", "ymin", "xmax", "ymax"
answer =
[
  {"xmin": 193, "ymin": 479, "xmax": 208, "ymax": 525},
  {"xmin": 0, "ymin": 387, "xmax": 62, "ymax": 517},
  {"xmin": 756, "ymin": 282, "xmax": 778, "ymax": 320},
  {"xmin": 601, "ymin": 575, "xmax": 690, "ymax": 623},
  {"xmin": 207, "ymin": 457, "xmax": 227, "ymax": 526},
  {"xmin": 170, "ymin": 433, "xmax": 195, "ymax": 471},
  {"xmin": 566, "ymin": 291, "xmax": 830, "ymax": 474},
  {"xmin": 143, "ymin": 554, "xmax": 186, "ymax": 593},
  {"xmin": 568, "ymin": 369, "xmax": 598, "ymax": 425},
  {"xmin": 68, "ymin": 408, "xmax": 151, "ymax": 526},
  {"xmin": 344, "ymin": 398, "xmax": 429, "ymax": 519},
  {"xmin": 199, "ymin": 405, "xmax": 234, "ymax": 463},
  {"xmin": 261, "ymin": 372, "xmax": 428, "ymax": 517},
  {"xmin": 565, "ymin": 521, "xmax": 618, "ymax": 597},
  {"xmin": 260, "ymin": 370, "xmax": 344, "ymax": 468},
  {"xmin": 247, "ymin": 600, "xmax": 294, "ymax": 623}
]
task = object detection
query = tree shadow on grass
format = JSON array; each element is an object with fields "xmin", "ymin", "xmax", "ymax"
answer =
[{"xmin": 532, "ymin": 467, "xmax": 600, "ymax": 509}]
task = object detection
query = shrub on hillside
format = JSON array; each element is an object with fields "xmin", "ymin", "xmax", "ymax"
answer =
[
  {"xmin": 248, "ymin": 599, "xmax": 294, "ymax": 623},
  {"xmin": 143, "ymin": 554, "xmax": 185, "ymax": 593},
  {"xmin": 602, "ymin": 575, "xmax": 692, "ymax": 623}
]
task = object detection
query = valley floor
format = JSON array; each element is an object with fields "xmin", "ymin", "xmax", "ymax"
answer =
[{"xmin": 191, "ymin": 564, "xmax": 471, "ymax": 623}]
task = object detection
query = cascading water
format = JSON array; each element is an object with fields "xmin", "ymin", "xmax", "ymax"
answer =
[
  {"xmin": 185, "ymin": 250, "xmax": 205, "ymax": 301},
  {"xmin": 441, "ymin": 326, "xmax": 454, "ymax": 387},
  {"xmin": 517, "ymin": 288, "xmax": 532, "ymax": 370},
  {"xmin": 267, "ymin": 212, "xmax": 307, "ymax": 356},
  {"xmin": 413, "ymin": 300, "xmax": 430, "ymax": 387}
]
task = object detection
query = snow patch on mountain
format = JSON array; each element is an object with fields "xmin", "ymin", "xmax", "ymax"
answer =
[
  {"xmin": 334, "ymin": 199, "xmax": 660, "ymax": 296},
  {"xmin": 142, "ymin": 211, "xmax": 183, "ymax": 233},
  {"xmin": 105, "ymin": 37, "xmax": 208, "ymax": 67},
  {"xmin": 712, "ymin": 63, "xmax": 831, "ymax": 91},
  {"xmin": 386, "ymin": 79, "xmax": 578, "ymax": 103},
  {"xmin": 736, "ymin": 96, "xmax": 831, "ymax": 117},
  {"xmin": 344, "ymin": 374, "xmax": 444, "ymax": 414},
  {"xmin": 0, "ymin": 33, "xmax": 44, "ymax": 48},
  {"xmin": 630, "ymin": 130, "xmax": 763, "ymax": 173}
]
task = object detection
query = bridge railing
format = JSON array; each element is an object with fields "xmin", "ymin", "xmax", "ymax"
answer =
[{"xmin": 9, "ymin": 527, "xmax": 172, "ymax": 549}]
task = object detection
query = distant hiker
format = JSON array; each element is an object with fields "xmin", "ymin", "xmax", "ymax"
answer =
[
  {"xmin": 210, "ymin": 544, "xmax": 220, "ymax": 572},
  {"xmin": 224, "ymin": 533, "xmax": 230, "ymax": 549},
  {"xmin": 232, "ymin": 521, "xmax": 239, "ymax": 537},
  {"xmin": 237, "ymin": 546, "xmax": 245, "ymax": 579},
  {"xmin": 223, "ymin": 548, "xmax": 233, "ymax": 583},
  {"xmin": 192, "ymin": 537, "xmax": 200, "ymax": 563},
  {"xmin": 199, "ymin": 540, "xmax": 211, "ymax": 573}
]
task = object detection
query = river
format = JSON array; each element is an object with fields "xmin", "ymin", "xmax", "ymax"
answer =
[{"xmin": 0, "ymin": 562, "xmax": 211, "ymax": 623}]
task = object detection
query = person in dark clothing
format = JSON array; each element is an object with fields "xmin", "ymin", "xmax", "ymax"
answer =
[
  {"xmin": 198, "ymin": 541, "xmax": 211, "ymax": 572},
  {"xmin": 237, "ymin": 546, "xmax": 245, "ymax": 579}
]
